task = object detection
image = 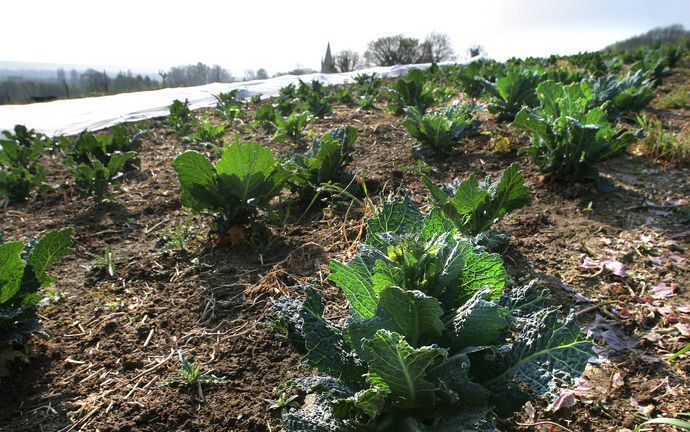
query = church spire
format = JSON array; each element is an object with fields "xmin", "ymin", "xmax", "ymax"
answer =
[{"xmin": 321, "ymin": 42, "xmax": 336, "ymax": 73}]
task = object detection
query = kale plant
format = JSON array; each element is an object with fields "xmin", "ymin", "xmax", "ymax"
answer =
[
  {"xmin": 476, "ymin": 69, "xmax": 541, "ymax": 121},
  {"xmin": 168, "ymin": 99, "xmax": 196, "ymax": 134},
  {"xmin": 388, "ymin": 69, "xmax": 435, "ymax": 115},
  {"xmin": 276, "ymin": 196, "xmax": 592, "ymax": 431},
  {"xmin": 298, "ymin": 80, "xmax": 333, "ymax": 118},
  {"xmin": 68, "ymin": 125, "xmax": 142, "ymax": 170},
  {"xmin": 186, "ymin": 121, "xmax": 226, "ymax": 146},
  {"xmin": 66, "ymin": 126, "xmax": 141, "ymax": 203},
  {"xmin": 0, "ymin": 125, "xmax": 49, "ymax": 202},
  {"xmin": 0, "ymin": 228, "xmax": 73, "ymax": 354},
  {"xmin": 214, "ymin": 90, "xmax": 244, "ymax": 122},
  {"xmin": 354, "ymin": 73, "xmax": 383, "ymax": 110},
  {"xmin": 252, "ymin": 104, "xmax": 278, "ymax": 133},
  {"xmin": 276, "ymin": 84, "xmax": 300, "ymax": 116},
  {"xmin": 73, "ymin": 151, "xmax": 137, "ymax": 203},
  {"xmin": 513, "ymin": 80, "xmax": 636, "ymax": 182},
  {"xmin": 289, "ymin": 125, "xmax": 358, "ymax": 197},
  {"xmin": 274, "ymin": 112, "xmax": 311, "ymax": 144},
  {"xmin": 423, "ymin": 163, "xmax": 529, "ymax": 248},
  {"xmin": 403, "ymin": 102, "xmax": 480, "ymax": 152},
  {"xmin": 172, "ymin": 142, "xmax": 288, "ymax": 244},
  {"xmin": 588, "ymin": 70, "xmax": 655, "ymax": 119},
  {"xmin": 454, "ymin": 60, "xmax": 488, "ymax": 97}
]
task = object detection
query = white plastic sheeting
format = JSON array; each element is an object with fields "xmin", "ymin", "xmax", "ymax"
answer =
[{"xmin": 0, "ymin": 59, "xmax": 476, "ymax": 137}]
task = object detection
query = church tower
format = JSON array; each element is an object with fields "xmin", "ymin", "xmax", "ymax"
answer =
[{"xmin": 321, "ymin": 43, "xmax": 337, "ymax": 73}]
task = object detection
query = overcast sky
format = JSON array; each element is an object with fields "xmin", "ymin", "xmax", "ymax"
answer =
[{"xmin": 1, "ymin": 0, "xmax": 689, "ymax": 76}]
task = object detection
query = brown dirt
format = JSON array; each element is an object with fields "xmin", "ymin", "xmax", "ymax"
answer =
[{"xmin": 1, "ymin": 63, "xmax": 689, "ymax": 432}]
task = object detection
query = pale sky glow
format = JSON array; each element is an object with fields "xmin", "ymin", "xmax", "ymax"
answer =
[{"xmin": 2, "ymin": 0, "xmax": 689, "ymax": 76}]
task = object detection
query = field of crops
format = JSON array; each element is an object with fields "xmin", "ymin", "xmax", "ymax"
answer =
[{"xmin": 1, "ymin": 43, "xmax": 689, "ymax": 432}]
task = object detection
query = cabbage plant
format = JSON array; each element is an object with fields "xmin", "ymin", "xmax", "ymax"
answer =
[{"xmin": 277, "ymin": 197, "xmax": 592, "ymax": 431}]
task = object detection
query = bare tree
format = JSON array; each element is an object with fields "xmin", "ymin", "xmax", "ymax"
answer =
[
  {"xmin": 80, "ymin": 69, "xmax": 109, "ymax": 93},
  {"xmin": 256, "ymin": 68, "xmax": 269, "ymax": 80},
  {"xmin": 158, "ymin": 70, "xmax": 167, "ymax": 86},
  {"xmin": 418, "ymin": 32, "xmax": 456, "ymax": 63},
  {"xmin": 244, "ymin": 69, "xmax": 269, "ymax": 81},
  {"xmin": 244, "ymin": 69, "xmax": 258, "ymax": 81},
  {"xmin": 364, "ymin": 35, "xmax": 421, "ymax": 66},
  {"xmin": 334, "ymin": 50, "xmax": 361, "ymax": 72}
]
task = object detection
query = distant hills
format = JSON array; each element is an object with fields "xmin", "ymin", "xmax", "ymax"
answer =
[{"xmin": 607, "ymin": 24, "xmax": 689, "ymax": 51}]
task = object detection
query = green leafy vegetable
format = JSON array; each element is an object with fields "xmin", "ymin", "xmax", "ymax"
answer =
[
  {"xmin": 403, "ymin": 102, "xmax": 479, "ymax": 152},
  {"xmin": 172, "ymin": 142, "xmax": 288, "ymax": 242},
  {"xmin": 589, "ymin": 69, "xmax": 655, "ymax": 119},
  {"xmin": 252, "ymin": 103, "xmax": 277, "ymax": 133},
  {"xmin": 168, "ymin": 99, "xmax": 196, "ymax": 134},
  {"xmin": 480, "ymin": 310, "xmax": 593, "ymax": 408},
  {"xmin": 423, "ymin": 162, "xmax": 529, "ymax": 247},
  {"xmin": 298, "ymin": 80, "xmax": 333, "ymax": 118},
  {"xmin": 354, "ymin": 73, "xmax": 383, "ymax": 111},
  {"xmin": 68, "ymin": 125, "xmax": 142, "ymax": 170},
  {"xmin": 276, "ymin": 193, "xmax": 591, "ymax": 430},
  {"xmin": 0, "ymin": 125, "xmax": 49, "ymax": 202},
  {"xmin": 0, "ymin": 228, "xmax": 73, "ymax": 349},
  {"xmin": 289, "ymin": 125, "xmax": 358, "ymax": 196},
  {"xmin": 186, "ymin": 120, "xmax": 226, "ymax": 146},
  {"xmin": 513, "ymin": 80, "xmax": 636, "ymax": 182},
  {"xmin": 273, "ymin": 111, "xmax": 311, "ymax": 143},
  {"xmin": 454, "ymin": 61, "xmax": 488, "ymax": 98},
  {"xmin": 388, "ymin": 69, "xmax": 435, "ymax": 115},
  {"xmin": 476, "ymin": 69, "xmax": 541, "ymax": 121},
  {"xmin": 73, "ymin": 151, "xmax": 137, "ymax": 203},
  {"xmin": 214, "ymin": 90, "xmax": 244, "ymax": 122}
]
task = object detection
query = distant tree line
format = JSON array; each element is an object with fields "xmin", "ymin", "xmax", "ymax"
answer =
[
  {"xmin": 0, "ymin": 62, "xmax": 240, "ymax": 105},
  {"xmin": 607, "ymin": 24, "xmax": 689, "ymax": 51},
  {"xmin": 162, "ymin": 63, "xmax": 234, "ymax": 87},
  {"xmin": 1, "ymin": 68, "xmax": 161, "ymax": 105},
  {"xmin": 1, "ymin": 32, "xmax": 461, "ymax": 104}
]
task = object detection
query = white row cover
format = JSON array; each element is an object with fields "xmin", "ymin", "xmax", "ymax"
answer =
[{"xmin": 0, "ymin": 59, "xmax": 477, "ymax": 137}]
